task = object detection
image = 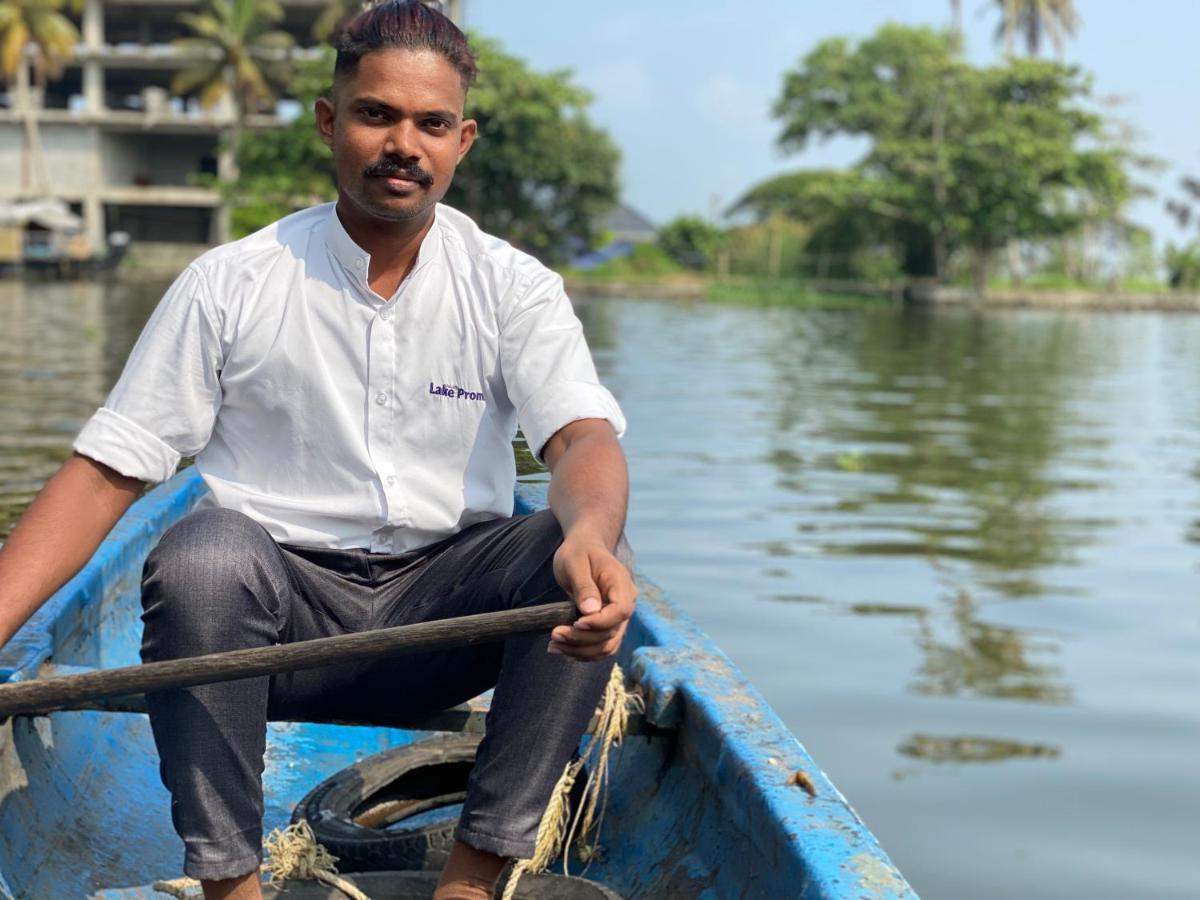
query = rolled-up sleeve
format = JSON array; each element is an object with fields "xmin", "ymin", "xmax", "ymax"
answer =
[
  {"xmin": 499, "ymin": 269, "xmax": 626, "ymax": 461},
  {"xmin": 73, "ymin": 265, "xmax": 224, "ymax": 483}
]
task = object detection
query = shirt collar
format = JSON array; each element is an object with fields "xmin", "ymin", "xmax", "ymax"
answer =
[{"xmin": 323, "ymin": 202, "xmax": 443, "ymax": 291}]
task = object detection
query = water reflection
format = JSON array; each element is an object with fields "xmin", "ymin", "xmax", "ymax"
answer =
[
  {"xmin": 817, "ymin": 309, "xmax": 1111, "ymax": 597},
  {"xmin": 897, "ymin": 733, "xmax": 1061, "ymax": 764},
  {"xmin": 0, "ymin": 280, "xmax": 163, "ymax": 535},
  {"xmin": 747, "ymin": 306, "xmax": 1109, "ymax": 707},
  {"xmin": 911, "ymin": 588, "xmax": 1071, "ymax": 704}
]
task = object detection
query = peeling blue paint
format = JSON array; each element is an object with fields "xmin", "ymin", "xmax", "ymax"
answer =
[{"xmin": 0, "ymin": 473, "xmax": 917, "ymax": 898}]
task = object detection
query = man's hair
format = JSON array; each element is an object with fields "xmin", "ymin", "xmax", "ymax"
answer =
[{"xmin": 333, "ymin": 1, "xmax": 477, "ymax": 93}]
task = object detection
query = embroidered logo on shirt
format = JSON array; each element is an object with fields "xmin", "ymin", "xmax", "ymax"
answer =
[{"xmin": 429, "ymin": 382, "xmax": 485, "ymax": 402}]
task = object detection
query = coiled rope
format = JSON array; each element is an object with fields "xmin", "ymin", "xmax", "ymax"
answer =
[{"xmin": 152, "ymin": 820, "xmax": 367, "ymax": 899}]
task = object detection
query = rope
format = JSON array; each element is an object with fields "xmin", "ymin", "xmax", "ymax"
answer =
[
  {"xmin": 501, "ymin": 664, "xmax": 640, "ymax": 900},
  {"xmin": 152, "ymin": 820, "xmax": 368, "ymax": 900}
]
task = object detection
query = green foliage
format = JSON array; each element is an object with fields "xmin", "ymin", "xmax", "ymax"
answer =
[
  {"xmin": 656, "ymin": 215, "xmax": 722, "ymax": 269},
  {"xmin": 744, "ymin": 24, "xmax": 1133, "ymax": 290},
  {"xmin": 568, "ymin": 243, "xmax": 684, "ymax": 281},
  {"xmin": 172, "ymin": 0, "xmax": 294, "ymax": 116},
  {"xmin": 232, "ymin": 52, "xmax": 336, "ymax": 235},
  {"xmin": 233, "ymin": 35, "xmax": 620, "ymax": 254},
  {"xmin": 992, "ymin": 0, "xmax": 1080, "ymax": 57},
  {"xmin": 1165, "ymin": 243, "xmax": 1200, "ymax": 291},
  {"xmin": 0, "ymin": 0, "xmax": 79, "ymax": 83},
  {"xmin": 444, "ymin": 36, "xmax": 620, "ymax": 265}
]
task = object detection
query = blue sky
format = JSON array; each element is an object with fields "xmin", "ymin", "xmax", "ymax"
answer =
[{"xmin": 467, "ymin": 0, "xmax": 1200, "ymax": 247}]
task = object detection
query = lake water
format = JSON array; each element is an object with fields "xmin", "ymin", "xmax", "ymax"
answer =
[{"xmin": 2, "ymin": 280, "xmax": 1198, "ymax": 899}]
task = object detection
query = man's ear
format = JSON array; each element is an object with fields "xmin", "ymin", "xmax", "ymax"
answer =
[
  {"xmin": 457, "ymin": 118, "xmax": 477, "ymax": 163},
  {"xmin": 315, "ymin": 94, "xmax": 336, "ymax": 149}
]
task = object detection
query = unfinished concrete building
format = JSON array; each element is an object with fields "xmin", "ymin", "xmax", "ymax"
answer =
[{"xmin": 0, "ymin": 0, "xmax": 339, "ymax": 262}]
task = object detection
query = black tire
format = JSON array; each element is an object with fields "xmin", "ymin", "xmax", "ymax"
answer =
[{"xmin": 292, "ymin": 733, "xmax": 483, "ymax": 873}]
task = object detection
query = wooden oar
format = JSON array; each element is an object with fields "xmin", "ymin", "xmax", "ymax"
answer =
[{"xmin": 0, "ymin": 601, "xmax": 575, "ymax": 720}]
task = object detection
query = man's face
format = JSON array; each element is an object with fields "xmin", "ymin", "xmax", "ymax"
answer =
[{"xmin": 316, "ymin": 48, "xmax": 477, "ymax": 225}]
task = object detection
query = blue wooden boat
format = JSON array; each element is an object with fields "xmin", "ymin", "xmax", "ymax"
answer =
[{"xmin": 0, "ymin": 469, "xmax": 916, "ymax": 899}]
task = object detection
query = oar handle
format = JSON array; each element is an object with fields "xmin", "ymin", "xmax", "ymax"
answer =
[{"xmin": 0, "ymin": 601, "xmax": 576, "ymax": 720}]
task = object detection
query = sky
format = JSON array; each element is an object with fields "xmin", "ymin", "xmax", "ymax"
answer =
[{"xmin": 466, "ymin": 0, "xmax": 1200, "ymax": 248}]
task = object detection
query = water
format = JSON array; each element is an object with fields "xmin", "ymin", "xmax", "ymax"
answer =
[{"xmin": 2, "ymin": 281, "xmax": 1198, "ymax": 898}]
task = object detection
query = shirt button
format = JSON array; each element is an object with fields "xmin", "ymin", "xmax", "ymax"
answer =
[
  {"xmin": 355, "ymin": 259, "xmax": 365, "ymax": 269},
  {"xmin": 375, "ymin": 392, "xmax": 387, "ymax": 405},
  {"xmin": 380, "ymin": 308, "xmax": 391, "ymax": 320},
  {"xmin": 385, "ymin": 475, "xmax": 396, "ymax": 487}
]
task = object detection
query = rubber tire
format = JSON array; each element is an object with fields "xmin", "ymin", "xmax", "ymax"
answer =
[{"xmin": 292, "ymin": 733, "xmax": 484, "ymax": 873}]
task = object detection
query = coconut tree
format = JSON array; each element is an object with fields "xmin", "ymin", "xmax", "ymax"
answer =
[
  {"xmin": 0, "ymin": 0, "xmax": 78, "ymax": 85},
  {"xmin": 0, "ymin": 0, "xmax": 79, "ymax": 194},
  {"xmin": 311, "ymin": 0, "xmax": 365, "ymax": 42},
  {"xmin": 994, "ymin": 0, "xmax": 1080, "ymax": 57},
  {"xmin": 171, "ymin": 0, "xmax": 294, "ymax": 183}
]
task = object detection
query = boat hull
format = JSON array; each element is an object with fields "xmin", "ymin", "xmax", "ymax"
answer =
[{"xmin": 0, "ymin": 470, "xmax": 915, "ymax": 898}]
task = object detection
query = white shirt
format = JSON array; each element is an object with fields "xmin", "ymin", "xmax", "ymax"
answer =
[{"xmin": 74, "ymin": 203, "xmax": 626, "ymax": 552}]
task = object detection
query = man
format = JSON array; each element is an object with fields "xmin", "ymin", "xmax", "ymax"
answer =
[{"xmin": 0, "ymin": 3, "xmax": 635, "ymax": 899}]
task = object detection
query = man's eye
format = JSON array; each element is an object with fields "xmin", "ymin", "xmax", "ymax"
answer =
[
  {"xmin": 425, "ymin": 119, "xmax": 450, "ymax": 131},
  {"xmin": 361, "ymin": 107, "xmax": 386, "ymax": 121}
]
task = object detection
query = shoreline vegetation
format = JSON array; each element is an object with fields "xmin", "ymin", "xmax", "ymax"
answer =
[
  {"xmin": 565, "ymin": 274, "xmax": 1200, "ymax": 311},
  {"xmin": 92, "ymin": 248, "xmax": 1200, "ymax": 313}
]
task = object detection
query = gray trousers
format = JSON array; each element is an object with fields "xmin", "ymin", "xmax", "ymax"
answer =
[{"xmin": 140, "ymin": 506, "xmax": 617, "ymax": 881}]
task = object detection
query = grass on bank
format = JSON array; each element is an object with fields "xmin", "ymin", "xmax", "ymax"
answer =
[{"xmin": 562, "ymin": 244, "xmax": 890, "ymax": 308}]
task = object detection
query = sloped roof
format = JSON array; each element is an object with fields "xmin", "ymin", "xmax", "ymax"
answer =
[{"xmin": 599, "ymin": 203, "xmax": 657, "ymax": 240}]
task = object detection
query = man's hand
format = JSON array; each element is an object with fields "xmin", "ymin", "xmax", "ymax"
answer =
[
  {"xmin": 542, "ymin": 417, "xmax": 633, "ymax": 661},
  {"xmin": 549, "ymin": 536, "xmax": 637, "ymax": 661}
]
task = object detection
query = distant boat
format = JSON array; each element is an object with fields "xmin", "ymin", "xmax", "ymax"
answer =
[
  {"xmin": 0, "ymin": 469, "xmax": 916, "ymax": 898},
  {"xmin": 0, "ymin": 199, "xmax": 129, "ymax": 278}
]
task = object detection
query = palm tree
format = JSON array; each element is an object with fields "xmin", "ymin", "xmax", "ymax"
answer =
[
  {"xmin": 994, "ymin": 0, "xmax": 1080, "ymax": 57},
  {"xmin": 171, "ymin": 0, "xmax": 294, "ymax": 183},
  {"xmin": 0, "ymin": 0, "xmax": 78, "ymax": 85},
  {"xmin": 0, "ymin": 0, "xmax": 79, "ymax": 193},
  {"xmin": 312, "ymin": 0, "xmax": 366, "ymax": 42}
]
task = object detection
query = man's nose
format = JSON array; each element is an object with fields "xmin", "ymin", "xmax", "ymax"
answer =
[{"xmin": 384, "ymin": 120, "xmax": 421, "ymax": 160}]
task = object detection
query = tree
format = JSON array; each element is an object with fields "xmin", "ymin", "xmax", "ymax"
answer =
[
  {"xmin": 311, "ymin": 0, "xmax": 361, "ymax": 42},
  {"xmin": 0, "ymin": 0, "xmax": 79, "ymax": 192},
  {"xmin": 752, "ymin": 24, "xmax": 1130, "ymax": 293},
  {"xmin": 443, "ymin": 37, "xmax": 619, "ymax": 264},
  {"xmin": 229, "ymin": 52, "xmax": 336, "ymax": 236},
  {"xmin": 0, "ymin": 0, "xmax": 77, "ymax": 84},
  {"xmin": 234, "ymin": 34, "xmax": 620, "ymax": 264},
  {"xmin": 657, "ymin": 215, "xmax": 722, "ymax": 270},
  {"xmin": 993, "ymin": 0, "xmax": 1080, "ymax": 58},
  {"xmin": 171, "ymin": 0, "xmax": 294, "ymax": 184}
]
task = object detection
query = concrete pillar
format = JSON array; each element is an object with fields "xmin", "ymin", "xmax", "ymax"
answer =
[
  {"xmin": 82, "ymin": 0, "xmax": 104, "ymax": 46},
  {"xmin": 83, "ymin": 0, "xmax": 105, "ymax": 113},
  {"xmin": 84, "ymin": 64, "xmax": 104, "ymax": 114}
]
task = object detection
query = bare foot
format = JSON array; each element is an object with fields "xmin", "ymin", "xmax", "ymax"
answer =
[
  {"xmin": 202, "ymin": 870, "xmax": 263, "ymax": 900},
  {"xmin": 434, "ymin": 840, "xmax": 509, "ymax": 900}
]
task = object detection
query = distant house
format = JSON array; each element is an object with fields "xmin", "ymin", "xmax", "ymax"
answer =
[
  {"xmin": 570, "ymin": 203, "xmax": 657, "ymax": 270},
  {"xmin": 598, "ymin": 203, "xmax": 657, "ymax": 245}
]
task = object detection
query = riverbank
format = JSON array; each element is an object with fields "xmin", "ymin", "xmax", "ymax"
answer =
[
  {"xmin": 566, "ymin": 273, "xmax": 1200, "ymax": 311},
  {"xmin": 22, "ymin": 250, "xmax": 1200, "ymax": 313}
]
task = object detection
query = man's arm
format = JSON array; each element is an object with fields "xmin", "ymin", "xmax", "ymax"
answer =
[
  {"xmin": 542, "ymin": 418, "xmax": 636, "ymax": 661},
  {"xmin": 0, "ymin": 454, "xmax": 145, "ymax": 648}
]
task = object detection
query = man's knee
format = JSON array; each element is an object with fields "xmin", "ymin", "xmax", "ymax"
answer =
[{"xmin": 142, "ymin": 507, "xmax": 284, "ymax": 642}]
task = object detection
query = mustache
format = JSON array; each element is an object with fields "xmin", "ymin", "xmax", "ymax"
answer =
[{"xmin": 364, "ymin": 158, "xmax": 434, "ymax": 186}]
